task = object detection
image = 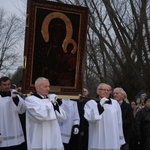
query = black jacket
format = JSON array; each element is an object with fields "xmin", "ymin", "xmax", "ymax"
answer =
[
  {"xmin": 135, "ymin": 106, "xmax": 150, "ymax": 149},
  {"xmin": 120, "ymin": 100, "xmax": 134, "ymax": 143}
]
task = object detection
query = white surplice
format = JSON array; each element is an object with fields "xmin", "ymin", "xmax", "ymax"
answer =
[
  {"xmin": 0, "ymin": 95, "xmax": 25, "ymax": 147},
  {"xmin": 59, "ymin": 99, "xmax": 80, "ymax": 143},
  {"xmin": 84, "ymin": 99, "xmax": 125, "ymax": 150},
  {"xmin": 25, "ymin": 95, "xmax": 66, "ymax": 150}
]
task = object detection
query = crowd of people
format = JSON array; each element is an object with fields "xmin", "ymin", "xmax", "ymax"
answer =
[{"xmin": 0, "ymin": 76, "xmax": 150, "ymax": 150}]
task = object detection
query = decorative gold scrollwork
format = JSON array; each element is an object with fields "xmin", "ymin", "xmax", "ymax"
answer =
[{"xmin": 41, "ymin": 12, "xmax": 77, "ymax": 54}]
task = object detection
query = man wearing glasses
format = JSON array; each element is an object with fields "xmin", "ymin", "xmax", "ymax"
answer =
[{"xmin": 84, "ymin": 83, "xmax": 125, "ymax": 150}]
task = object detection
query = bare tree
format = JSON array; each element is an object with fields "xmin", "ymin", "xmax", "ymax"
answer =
[
  {"xmin": 99, "ymin": 0, "xmax": 150, "ymax": 98},
  {"xmin": 11, "ymin": 66, "xmax": 23, "ymax": 87},
  {"xmin": 0, "ymin": 8, "xmax": 24, "ymax": 76}
]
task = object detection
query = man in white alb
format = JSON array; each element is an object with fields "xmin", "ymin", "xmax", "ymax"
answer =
[
  {"xmin": 0, "ymin": 76, "xmax": 25, "ymax": 150},
  {"xmin": 84, "ymin": 83, "xmax": 125, "ymax": 150},
  {"xmin": 25, "ymin": 77, "xmax": 66, "ymax": 150}
]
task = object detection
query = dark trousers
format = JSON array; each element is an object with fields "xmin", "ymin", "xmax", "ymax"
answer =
[
  {"xmin": 79, "ymin": 131, "xmax": 88, "ymax": 150},
  {"xmin": 63, "ymin": 133, "xmax": 80, "ymax": 150}
]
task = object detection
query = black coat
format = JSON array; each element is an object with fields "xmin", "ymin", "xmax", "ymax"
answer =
[
  {"xmin": 120, "ymin": 100, "xmax": 134, "ymax": 143},
  {"xmin": 135, "ymin": 106, "xmax": 150, "ymax": 150}
]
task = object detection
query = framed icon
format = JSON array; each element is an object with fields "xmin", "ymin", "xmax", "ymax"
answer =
[{"xmin": 22, "ymin": 0, "xmax": 89, "ymax": 96}]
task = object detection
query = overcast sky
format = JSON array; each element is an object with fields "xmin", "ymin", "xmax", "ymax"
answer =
[{"xmin": 1, "ymin": 0, "xmax": 26, "ymax": 15}]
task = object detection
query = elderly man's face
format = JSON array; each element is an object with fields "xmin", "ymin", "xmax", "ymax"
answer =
[
  {"xmin": 97, "ymin": 84, "xmax": 111, "ymax": 98},
  {"xmin": 113, "ymin": 89, "xmax": 123, "ymax": 102},
  {"xmin": 35, "ymin": 80, "xmax": 50, "ymax": 96}
]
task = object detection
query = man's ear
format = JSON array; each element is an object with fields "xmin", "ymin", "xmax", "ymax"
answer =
[
  {"xmin": 35, "ymin": 86, "xmax": 38, "ymax": 92},
  {"xmin": 96, "ymin": 88, "xmax": 99, "ymax": 95}
]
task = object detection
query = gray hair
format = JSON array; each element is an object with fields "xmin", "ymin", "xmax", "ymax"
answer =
[
  {"xmin": 113, "ymin": 87, "xmax": 127, "ymax": 99},
  {"xmin": 97, "ymin": 83, "xmax": 111, "ymax": 90},
  {"xmin": 35, "ymin": 77, "xmax": 49, "ymax": 87}
]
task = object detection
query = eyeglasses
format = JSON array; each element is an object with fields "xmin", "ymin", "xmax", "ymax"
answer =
[{"xmin": 99, "ymin": 89, "xmax": 110, "ymax": 92}]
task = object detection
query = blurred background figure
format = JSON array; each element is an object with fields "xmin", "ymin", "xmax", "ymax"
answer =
[
  {"xmin": 135, "ymin": 94, "xmax": 150, "ymax": 150},
  {"xmin": 122, "ymin": 90, "xmax": 129, "ymax": 104},
  {"xmin": 82, "ymin": 88, "xmax": 89, "ymax": 97},
  {"xmin": 129, "ymin": 101, "xmax": 139, "ymax": 150},
  {"xmin": 78, "ymin": 88, "xmax": 89, "ymax": 150},
  {"xmin": 137, "ymin": 93, "xmax": 146, "ymax": 111},
  {"xmin": 131, "ymin": 101, "xmax": 138, "ymax": 117}
]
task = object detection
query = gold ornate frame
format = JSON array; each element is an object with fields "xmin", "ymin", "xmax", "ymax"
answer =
[{"xmin": 22, "ymin": 0, "xmax": 89, "ymax": 96}]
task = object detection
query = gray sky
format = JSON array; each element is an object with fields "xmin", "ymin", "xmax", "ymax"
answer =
[{"xmin": 1, "ymin": 0, "xmax": 26, "ymax": 15}]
